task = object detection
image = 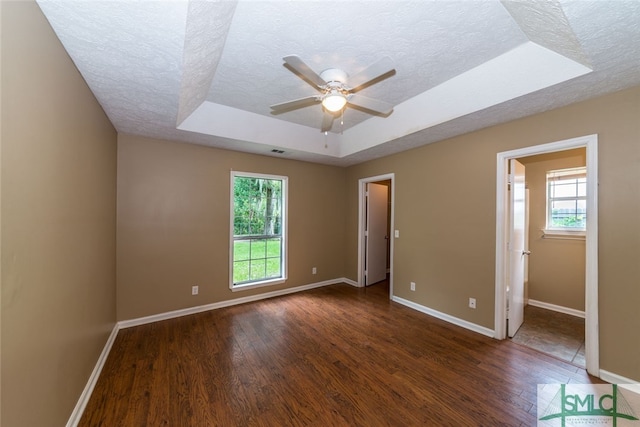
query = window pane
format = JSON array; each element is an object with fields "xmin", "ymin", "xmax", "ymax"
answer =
[
  {"xmin": 551, "ymin": 199, "xmax": 577, "ymax": 212},
  {"xmin": 547, "ymin": 167, "xmax": 587, "ymax": 231},
  {"xmin": 232, "ymin": 173, "xmax": 287, "ymax": 287},
  {"xmin": 234, "ymin": 240, "xmax": 250, "ymax": 261},
  {"xmin": 576, "ymin": 199, "xmax": 587, "ymax": 221},
  {"xmin": 577, "ymin": 181, "xmax": 587, "ymax": 197},
  {"xmin": 266, "ymin": 238, "xmax": 281, "ymax": 257},
  {"xmin": 250, "ymin": 259, "xmax": 266, "ymax": 280},
  {"xmin": 250, "ymin": 239, "xmax": 267, "ymax": 258},
  {"xmin": 550, "ymin": 200, "xmax": 586, "ymax": 229},
  {"xmin": 233, "ymin": 260, "xmax": 250, "ymax": 283},
  {"xmin": 266, "ymin": 257, "xmax": 281, "ymax": 278},
  {"xmin": 553, "ymin": 181, "xmax": 578, "ymax": 198}
]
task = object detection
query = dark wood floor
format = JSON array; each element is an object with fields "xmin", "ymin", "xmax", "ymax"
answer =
[{"xmin": 80, "ymin": 282, "xmax": 603, "ymax": 426}]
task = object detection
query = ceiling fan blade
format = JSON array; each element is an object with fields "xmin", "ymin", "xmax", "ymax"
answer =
[
  {"xmin": 321, "ymin": 112, "xmax": 335, "ymax": 132},
  {"xmin": 270, "ymin": 96, "xmax": 320, "ymax": 113},
  {"xmin": 283, "ymin": 55, "xmax": 327, "ymax": 88},
  {"xmin": 347, "ymin": 94, "xmax": 394, "ymax": 115},
  {"xmin": 348, "ymin": 56, "xmax": 395, "ymax": 91}
]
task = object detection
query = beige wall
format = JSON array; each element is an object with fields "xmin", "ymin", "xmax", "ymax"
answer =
[
  {"xmin": 2, "ymin": 4, "xmax": 640, "ymax": 422},
  {"xmin": 1, "ymin": 3, "xmax": 117, "ymax": 427},
  {"xmin": 346, "ymin": 86, "xmax": 640, "ymax": 381},
  {"xmin": 0, "ymin": 2, "xmax": 4, "ymax": 423},
  {"xmin": 117, "ymin": 134, "xmax": 347, "ymax": 320},
  {"xmin": 519, "ymin": 149, "xmax": 586, "ymax": 311}
]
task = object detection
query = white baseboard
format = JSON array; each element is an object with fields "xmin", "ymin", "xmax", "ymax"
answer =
[
  {"xmin": 119, "ymin": 278, "xmax": 351, "ymax": 329},
  {"xmin": 528, "ymin": 299, "xmax": 585, "ymax": 318},
  {"xmin": 342, "ymin": 277, "xmax": 359, "ymax": 287},
  {"xmin": 391, "ymin": 296, "xmax": 495, "ymax": 338},
  {"xmin": 600, "ymin": 370, "xmax": 640, "ymax": 392},
  {"xmin": 66, "ymin": 324, "xmax": 119, "ymax": 427}
]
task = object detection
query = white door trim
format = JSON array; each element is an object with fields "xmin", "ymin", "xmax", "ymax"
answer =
[
  {"xmin": 494, "ymin": 134, "xmax": 599, "ymax": 377},
  {"xmin": 358, "ymin": 173, "xmax": 395, "ymax": 297}
]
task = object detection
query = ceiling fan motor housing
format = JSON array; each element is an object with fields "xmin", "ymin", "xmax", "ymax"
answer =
[{"xmin": 319, "ymin": 68, "xmax": 348, "ymax": 86}]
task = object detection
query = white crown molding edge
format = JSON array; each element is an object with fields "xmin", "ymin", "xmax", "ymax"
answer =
[
  {"xmin": 527, "ymin": 299, "xmax": 585, "ymax": 319},
  {"xmin": 391, "ymin": 295, "xmax": 495, "ymax": 338}
]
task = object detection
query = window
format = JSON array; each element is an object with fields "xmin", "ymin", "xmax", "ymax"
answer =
[
  {"xmin": 546, "ymin": 167, "xmax": 587, "ymax": 232},
  {"xmin": 230, "ymin": 172, "xmax": 287, "ymax": 290}
]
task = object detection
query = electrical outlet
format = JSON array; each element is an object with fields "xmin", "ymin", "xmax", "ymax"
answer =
[
  {"xmin": 469, "ymin": 298, "xmax": 476, "ymax": 309},
  {"xmin": 312, "ymin": 267, "xmax": 317, "ymax": 275},
  {"xmin": 410, "ymin": 281, "xmax": 416, "ymax": 291},
  {"xmin": 192, "ymin": 285, "xmax": 199, "ymax": 295}
]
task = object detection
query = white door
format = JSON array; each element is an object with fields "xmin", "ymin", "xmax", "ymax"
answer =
[
  {"xmin": 508, "ymin": 159, "xmax": 527, "ymax": 337},
  {"xmin": 365, "ymin": 183, "xmax": 388, "ymax": 286}
]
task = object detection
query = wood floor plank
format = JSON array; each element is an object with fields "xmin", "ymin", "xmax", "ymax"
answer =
[{"xmin": 80, "ymin": 282, "xmax": 603, "ymax": 426}]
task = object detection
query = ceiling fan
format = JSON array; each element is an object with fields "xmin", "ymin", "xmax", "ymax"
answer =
[{"xmin": 270, "ymin": 55, "xmax": 396, "ymax": 132}]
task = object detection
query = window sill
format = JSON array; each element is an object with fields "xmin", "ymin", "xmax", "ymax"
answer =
[
  {"xmin": 542, "ymin": 229, "xmax": 586, "ymax": 240},
  {"xmin": 231, "ymin": 277, "xmax": 286, "ymax": 292}
]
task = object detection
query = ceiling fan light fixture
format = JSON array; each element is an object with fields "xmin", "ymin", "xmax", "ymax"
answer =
[{"xmin": 322, "ymin": 90, "xmax": 347, "ymax": 112}]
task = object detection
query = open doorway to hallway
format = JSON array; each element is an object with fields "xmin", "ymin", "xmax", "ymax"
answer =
[
  {"xmin": 358, "ymin": 174, "xmax": 395, "ymax": 297},
  {"xmin": 365, "ymin": 181, "xmax": 390, "ymax": 287}
]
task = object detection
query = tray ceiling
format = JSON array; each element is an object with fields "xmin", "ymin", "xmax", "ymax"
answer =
[{"xmin": 37, "ymin": 0, "xmax": 640, "ymax": 166}]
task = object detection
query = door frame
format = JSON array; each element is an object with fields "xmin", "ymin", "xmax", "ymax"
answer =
[
  {"xmin": 358, "ymin": 173, "xmax": 395, "ymax": 296},
  {"xmin": 494, "ymin": 134, "xmax": 599, "ymax": 377}
]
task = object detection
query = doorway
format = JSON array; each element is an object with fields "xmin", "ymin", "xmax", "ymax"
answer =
[
  {"xmin": 510, "ymin": 149, "xmax": 587, "ymax": 367},
  {"xmin": 358, "ymin": 174, "xmax": 394, "ymax": 296},
  {"xmin": 494, "ymin": 134, "xmax": 599, "ymax": 377}
]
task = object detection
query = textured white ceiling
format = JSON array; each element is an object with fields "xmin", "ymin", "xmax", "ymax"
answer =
[
  {"xmin": 37, "ymin": 0, "xmax": 640, "ymax": 166},
  {"xmin": 209, "ymin": 1, "xmax": 524, "ymax": 129}
]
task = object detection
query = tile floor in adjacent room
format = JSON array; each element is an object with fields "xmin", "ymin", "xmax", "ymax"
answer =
[{"xmin": 511, "ymin": 305, "xmax": 585, "ymax": 367}]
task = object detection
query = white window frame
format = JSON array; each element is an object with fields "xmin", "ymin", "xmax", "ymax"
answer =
[
  {"xmin": 545, "ymin": 166, "xmax": 587, "ymax": 236},
  {"xmin": 229, "ymin": 171, "xmax": 288, "ymax": 291}
]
